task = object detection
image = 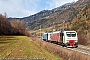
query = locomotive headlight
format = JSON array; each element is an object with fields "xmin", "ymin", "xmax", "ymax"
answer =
[
  {"xmin": 75, "ymin": 40, "xmax": 77, "ymax": 42},
  {"xmin": 67, "ymin": 40, "xmax": 69, "ymax": 43}
]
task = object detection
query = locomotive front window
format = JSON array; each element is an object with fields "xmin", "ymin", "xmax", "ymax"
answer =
[
  {"xmin": 66, "ymin": 32, "xmax": 76, "ymax": 37},
  {"xmin": 67, "ymin": 33, "xmax": 71, "ymax": 37},
  {"xmin": 72, "ymin": 33, "xmax": 76, "ymax": 37}
]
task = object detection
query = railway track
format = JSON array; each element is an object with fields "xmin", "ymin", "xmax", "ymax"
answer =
[
  {"xmin": 32, "ymin": 37, "xmax": 90, "ymax": 56},
  {"xmin": 52, "ymin": 43, "xmax": 90, "ymax": 56},
  {"xmin": 67, "ymin": 45, "xmax": 90, "ymax": 55}
]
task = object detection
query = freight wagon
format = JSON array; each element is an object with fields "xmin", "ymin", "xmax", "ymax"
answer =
[{"xmin": 42, "ymin": 30, "xmax": 78, "ymax": 47}]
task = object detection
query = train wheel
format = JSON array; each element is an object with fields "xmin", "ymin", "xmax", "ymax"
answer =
[
  {"xmin": 61, "ymin": 43, "xmax": 65, "ymax": 47},
  {"xmin": 75, "ymin": 46, "xmax": 78, "ymax": 48}
]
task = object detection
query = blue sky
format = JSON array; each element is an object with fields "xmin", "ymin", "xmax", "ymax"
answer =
[{"xmin": 0, "ymin": 0, "xmax": 78, "ymax": 18}]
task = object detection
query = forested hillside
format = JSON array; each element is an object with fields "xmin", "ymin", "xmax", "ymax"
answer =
[
  {"xmin": 71, "ymin": 4, "xmax": 90, "ymax": 32},
  {"xmin": 24, "ymin": 0, "xmax": 90, "ymax": 30}
]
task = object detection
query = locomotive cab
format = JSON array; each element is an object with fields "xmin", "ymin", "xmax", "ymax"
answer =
[{"xmin": 62, "ymin": 31, "xmax": 78, "ymax": 47}]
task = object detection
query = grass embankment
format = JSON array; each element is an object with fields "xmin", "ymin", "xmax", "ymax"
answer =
[
  {"xmin": 34, "ymin": 39, "xmax": 90, "ymax": 60},
  {"xmin": 0, "ymin": 36, "xmax": 60, "ymax": 60}
]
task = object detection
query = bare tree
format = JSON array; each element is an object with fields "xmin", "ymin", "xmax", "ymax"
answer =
[
  {"xmin": 0, "ymin": 14, "xmax": 12, "ymax": 35},
  {"xmin": 10, "ymin": 19, "xmax": 26, "ymax": 35},
  {"xmin": 4, "ymin": 12, "xmax": 7, "ymax": 18},
  {"xmin": 0, "ymin": 14, "xmax": 30, "ymax": 36}
]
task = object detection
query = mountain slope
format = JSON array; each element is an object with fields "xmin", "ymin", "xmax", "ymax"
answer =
[
  {"xmin": 8, "ymin": 2, "xmax": 75, "ymax": 29},
  {"xmin": 23, "ymin": 2, "xmax": 75, "ymax": 22},
  {"xmin": 8, "ymin": 0, "xmax": 90, "ymax": 30},
  {"xmin": 28, "ymin": 0, "xmax": 90, "ymax": 30}
]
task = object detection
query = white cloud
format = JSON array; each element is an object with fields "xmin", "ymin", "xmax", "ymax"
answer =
[{"xmin": 0, "ymin": 0, "xmax": 38, "ymax": 18}]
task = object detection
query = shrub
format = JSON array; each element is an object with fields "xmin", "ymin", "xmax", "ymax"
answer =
[{"xmin": 78, "ymin": 33, "xmax": 88, "ymax": 45}]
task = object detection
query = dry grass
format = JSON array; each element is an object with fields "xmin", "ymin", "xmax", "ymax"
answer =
[
  {"xmin": 0, "ymin": 36, "xmax": 60, "ymax": 60},
  {"xmin": 33, "ymin": 39, "xmax": 90, "ymax": 60}
]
